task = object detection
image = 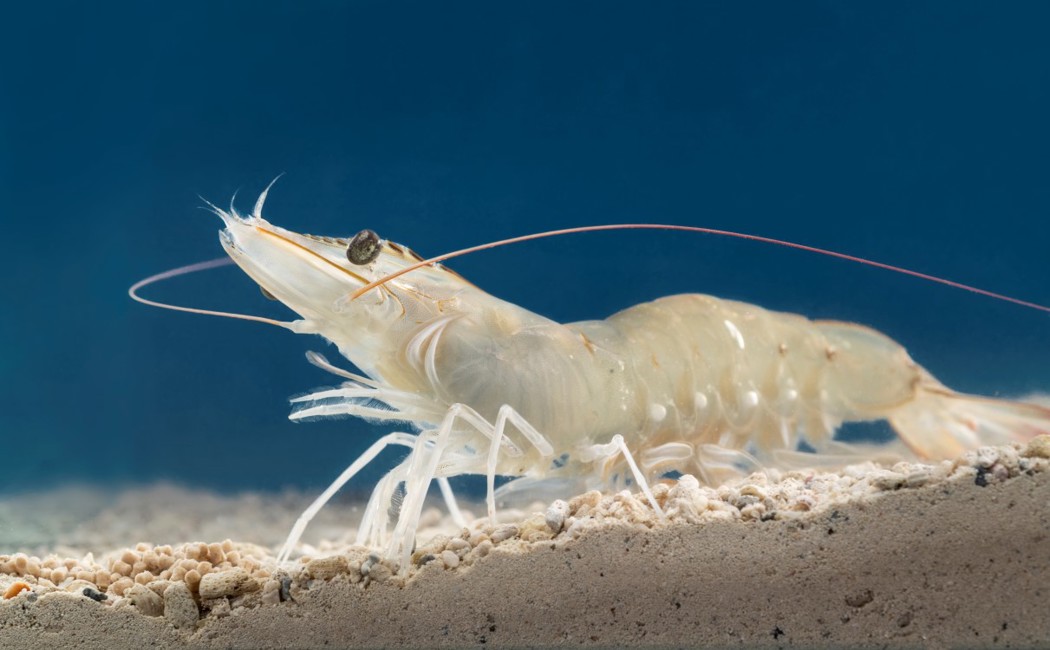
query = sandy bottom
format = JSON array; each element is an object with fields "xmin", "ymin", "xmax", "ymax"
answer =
[{"xmin": 2, "ymin": 438, "xmax": 1050, "ymax": 649}]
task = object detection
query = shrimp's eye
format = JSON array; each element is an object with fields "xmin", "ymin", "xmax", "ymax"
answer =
[{"xmin": 347, "ymin": 229, "xmax": 381, "ymax": 265}]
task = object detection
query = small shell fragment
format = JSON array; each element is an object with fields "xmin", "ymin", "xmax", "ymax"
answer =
[
  {"xmin": 305, "ymin": 556, "xmax": 348, "ymax": 581},
  {"xmin": 127, "ymin": 584, "xmax": 164, "ymax": 617},
  {"xmin": 490, "ymin": 524, "xmax": 519, "ymax": 544},
  {"xmin": 163, "ymin": 582, "xmax": 199, "ymax": 629},
  {"xmin": 259, "ymin": 579, "xmax": 281, "ymax": 606},
  {"xmin": 3, "ymin": 581, "xmax": 30, "ymax": 599},
  {"xmin": 1023, "ymin": 435, "xmax": 1050, "ymax": 459},
  {"xmin": 198, "ymin": 568, "xmax": 260, "ymax": 600}
]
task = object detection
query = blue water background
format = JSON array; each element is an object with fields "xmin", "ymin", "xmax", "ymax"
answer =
[{"xmin": 1, "ymin": 2, "xmax": 1048, "ymax": 496}]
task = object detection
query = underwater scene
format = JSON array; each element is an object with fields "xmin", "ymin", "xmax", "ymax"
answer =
[{"xmin": 2, "ymin": 2, "xmax": 1049, "ymax": 648}]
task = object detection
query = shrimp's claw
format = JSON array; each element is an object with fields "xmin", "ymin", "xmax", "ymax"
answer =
[{"xmin": 889, "ymin": 384, "xmax": 1050, "ymax": 459}]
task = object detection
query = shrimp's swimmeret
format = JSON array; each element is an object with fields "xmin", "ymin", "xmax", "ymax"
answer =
[{"xmin": 148, "ymin": 186, "xmax": 1050, "ymax": 570}]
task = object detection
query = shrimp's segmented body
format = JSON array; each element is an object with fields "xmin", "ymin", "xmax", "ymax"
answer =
[{"xmin": 205, "ymin": 189, "xmax": 1050, "ymax": 569}]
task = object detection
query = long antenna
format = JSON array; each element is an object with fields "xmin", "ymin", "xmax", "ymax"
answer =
[
  {"xmin": 351, "ymin": 223, "xmax": 1050, "ymax": 314},
  {"xmin": 128, "ymin": 257, "xmax": 299, "ymax": 330}
]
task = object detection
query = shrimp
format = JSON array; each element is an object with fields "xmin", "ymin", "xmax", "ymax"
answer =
[{"xmin": 133, "ymin": 185, "xmax": 1050, "ymax": 570}]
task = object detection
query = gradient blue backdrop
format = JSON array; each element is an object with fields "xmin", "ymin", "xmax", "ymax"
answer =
[{"xmin": 2, "ymin": 1, "xmax": 1048, "ymax": 496}]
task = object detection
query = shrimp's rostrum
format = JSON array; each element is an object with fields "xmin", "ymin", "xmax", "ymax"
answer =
[{"xmin": 205, "ymin": 188, "xmax": 1050, "ymax": 569}]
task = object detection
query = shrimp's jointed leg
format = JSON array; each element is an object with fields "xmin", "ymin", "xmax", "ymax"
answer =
[
  {"xmin": 383, "ymin": 403, "xmax": 553, "ymax": 568},
  {"xmin": 437, "ymin": 477, "xmax": 465, "ymax": 528},
  {"xmin": 486, "ymin": 404, "xmax": 555, "ymax": 522},
  {"xmin": 356, "ymin": 456, "xmax": 412, "ymax": 549},
  {"xmin": 387, "ymin": 427, "xmax": 447, "ymax": 568},
  {"xmin": 578, "ymin": 435, "xmax": 665, "ymax": 518},
  {"xmin": 278, "ymin": 430, "xmax": 453, "ymax": 564},
  {"xmin": 358, "ymin": 453, "xmax": 460, "ymax": 551},
  {"xmin": 354, "ymin": 459, "xmax": 469, "ymax": 550},
  {"xmin": 693, "ymin": 443, "xmax": 764, "ymax": 486}
]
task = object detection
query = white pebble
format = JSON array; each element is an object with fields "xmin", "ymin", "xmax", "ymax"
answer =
[
  {"xmin": 446, "ymin": 538, "xmax": 470, "ymax": 554},
  {"xmin": 545, "ymin": 500, "xmax": 570, "ymax": 534},
  {"xmin": 974, "ymin": 446, "xmax": 1000, "ymax": 469},
  {"xmin": 474, "ymin": 540, "xmax": 493, "ymax": 558},
  {"xmin": 440, "ymin": 550, "xmax": 459, "ymax": 569}
]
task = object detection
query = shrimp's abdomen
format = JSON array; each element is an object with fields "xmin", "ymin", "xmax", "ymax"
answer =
[{"xmin": 600, "ymin": 294, "xmax": 924, "ymax": 457}]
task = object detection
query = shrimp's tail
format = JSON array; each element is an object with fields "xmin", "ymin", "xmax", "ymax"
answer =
[{"xmin": 889, "ymin": 382, "xmax": 1050, "ymax": 459}]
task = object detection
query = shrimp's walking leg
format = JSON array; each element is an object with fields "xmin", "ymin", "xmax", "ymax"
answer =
[
  {"xmin": 437, "ymin": 477, "xmax": 466, "ymax": 528},
  {"xmin": 278, "ymin": 431, "xmax": 420, "ymax": 564},
  {"xmin": 771, "ymin": 439, "xmax": 912, "ymax": 470},
  {"xmin": 693, "ymin": 443, "xmax": 764, "ymax": 485},
  {"xmin": 387, "ymin": 427, "xmax": 447, "ymax": 568},
  {"xmin": 357, "ymin": 456, "xmax": 412, "ymax": 549},
  {"xmin": 359, "ymin": 404, "xmax": 549, "ymax": 558},
  {"xmin": 486, "ymin": 404, "xmax": 555, "ymax": 522},
  {"xmin": 346, "ymin": 450, "xmax": 468, "ymax": 551},
  {"xmin": 384, "ymin": 403, "xmax": 552, "ymax": 568},
  {"xmin": 579, "ymin": 435, "xmax": 665, "ymax": 518}
]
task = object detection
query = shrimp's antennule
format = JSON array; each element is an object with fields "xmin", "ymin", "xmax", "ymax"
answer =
[
  {"xmin": 253, "ymin": 173, "xmax": 285, "ymax": 219},
  {"xmin": 352, "ymin": 223, "xmax": 1050, "ymax": 315},
  {"xmin": 128, "ymin": 257, "xmax": 299, "ymax": 330}
]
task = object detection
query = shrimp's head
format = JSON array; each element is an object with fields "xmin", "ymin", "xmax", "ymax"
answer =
[{"xmin": 212, "ymin": 187, "xmax": 479, "ymax": 372}]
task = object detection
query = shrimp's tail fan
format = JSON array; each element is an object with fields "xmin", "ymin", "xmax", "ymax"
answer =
[{"xmin": 889, "ymin": 386, "xmax": 1050, "ymax": 459}]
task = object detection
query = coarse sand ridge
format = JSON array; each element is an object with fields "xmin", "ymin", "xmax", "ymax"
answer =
[{"xmin": 2, "ymin": 437, "xmax": 1049, "ymax": 649}]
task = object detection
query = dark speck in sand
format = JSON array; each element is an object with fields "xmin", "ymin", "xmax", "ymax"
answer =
[
  {"xmin": 82, "ymin": 587, "xmax": 107, "ymax": 602},
  {"xmin": 278, "ymin": 576, "xmax": 292, "ymax": 602}
]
